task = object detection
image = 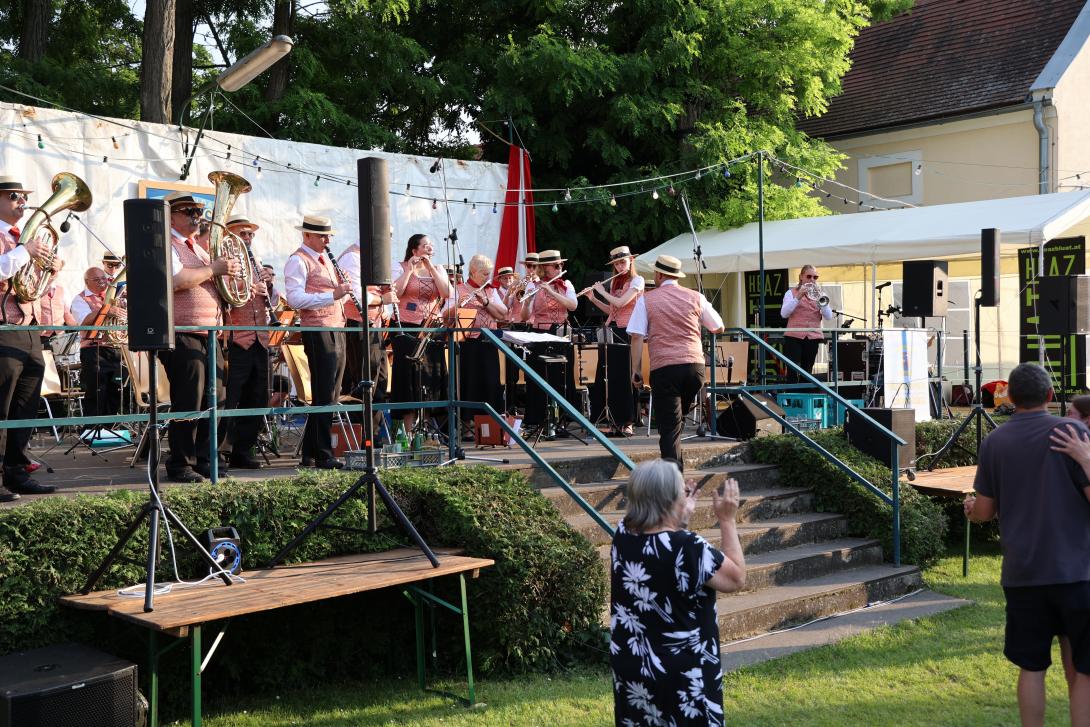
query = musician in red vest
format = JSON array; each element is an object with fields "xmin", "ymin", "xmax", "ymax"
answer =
[
  {"xmin": 220, "ymin": 215, "xmax": 275, "ymax": 469},
  {"xmin": 161, "ymin": 192, "xmax": 242, "ymax": 483},
  {"xmin": 628, "ymin": 255, "xmax": 724, "ymax": 469},
  {"xmin": 447, "ymin": 254, "xmax": 508, "ymax": 433},
  {"xmin": 519, "ymin": 249, "xmax": 577, "ymax": 430},
  {"xmin": 70, "ymin": 266, "xmax": 125, "ymax": 419},
  {"xmin": 285, "ymin": 215, "xmax": 354, "ymax": 468},
  {"xmin": 590, "ymin": 245, "xmax": 645, "ymax": 436},
  {"xmin": 779, "ymin": 265, "xmax": 833, "ymax": 384},
  {"xmin": 0, "ymin": 175, "xmax": 55, "ymax": 500}
]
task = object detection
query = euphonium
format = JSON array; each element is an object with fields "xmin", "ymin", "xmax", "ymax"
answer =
[
  {"xmin": 206, "ymin": 170, "xmax": 254, "ymax": 307},
  {"xmin": 802, "ymin": 281, "xmax": 829, "ymax": 307},
  {"xmin": 11, "ymin": 172, "xmax": 92, "ymax": 302}
]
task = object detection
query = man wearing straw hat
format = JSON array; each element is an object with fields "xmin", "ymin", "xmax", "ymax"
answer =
[
  {"xmin": 220, "ymin": 214, "xmax": 274, "ymax": 469},
  {"xmin": 0, "ymin": 175, "xmax": 56, "ymax": 500},
  {"xmin": 161, "ymin": 192, "xmax": 242, "ymax": 483},
  {"xmin": 627, "ymin": 254, "xmax": 724, "ymax": 469},
  {"xmin": 285, "ymin": 214, "xmax": 354, "ymax": 468}
]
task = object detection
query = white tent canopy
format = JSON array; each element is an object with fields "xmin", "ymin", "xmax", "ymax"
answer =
[{"xmin": 637, "ymin": 189, "xmax": 1090, "ymax": 275}]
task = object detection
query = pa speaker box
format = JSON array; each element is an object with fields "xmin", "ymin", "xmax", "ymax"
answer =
[
  {"xmin": 1037, "ymin": 275, "xmax": 1090, "ymax": 335},
  {"xmin": 123, "ymin": 198, "xmax": 174, "ymax": 351},
  {"xmin": 844, "ymin": 407, "xmax": 916, "ymax": 469},
  {"xmin": 357, "ymin": 157, "xmax": 392, "ymax": 285},
  {"xmin": 901, "ymin": 260, "xmax": 949, "ymax": 317},
  {"xmin": 716, "ymin": 394, "xmax": 784, "ymax": 440},
  {"xmin": 0, "ymin": 643, "xmax": 138, "ymax": 727},
  {"xmin": 980, "ymin": 228, "xmax": 1001, "ymax": 307}
]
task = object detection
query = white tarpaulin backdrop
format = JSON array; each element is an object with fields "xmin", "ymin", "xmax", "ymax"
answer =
[
  {"xmin": 637, "ymin": 189, "xmax": 1090, "ymax": 275},
  {"xmin": 1, "ymin": 103, "xmax": 508, "ymax": 300}
]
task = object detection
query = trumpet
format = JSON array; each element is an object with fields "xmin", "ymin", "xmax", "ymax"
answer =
[
  {"xmin": 11, "ymin": 172, "xmax": 92, "ymax": 302},
  {"xmin": 576, "ymin": 270, "xmax": 625, "ymax": 298},
  {"xmin": 206, "ymin": 171, "xmax": 255, "ymax": 307},
  {"xmin": 802, "ymin": 281, "xmax": 829, "ymax": 307}
]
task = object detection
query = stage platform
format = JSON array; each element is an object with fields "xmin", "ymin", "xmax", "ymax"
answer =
[{"xmin": 2, "ymin": 425, "xmax": 744, "ymax": 508}]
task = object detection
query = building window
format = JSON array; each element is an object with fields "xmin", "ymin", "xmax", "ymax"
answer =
[{"xmin": 857, "ymin": 151, "xmax": 923, "ymax": 208}]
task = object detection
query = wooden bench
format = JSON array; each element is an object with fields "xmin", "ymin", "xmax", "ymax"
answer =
[
  {"xmin": 61, "ymin": 548, "xmax": 494, "ymax": 727},
  {"xmin": 910, "ymin": 465, "xmax": 977, "ymax": 576}
]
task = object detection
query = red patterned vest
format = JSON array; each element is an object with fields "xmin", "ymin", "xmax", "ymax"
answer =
[
  {"xmin": 39, "ymin": 282, "xmax": 67, "ymax": 336},
  {"xmin": 644, "ymin": 284, "xmax": 705, "ymax": 372},
  {"xmin": 396, "ymin": 261, "xmax": 440, "ymax": 325},
  {"xmin": 531, "ymin": 280, "xmax": 570, "ymax": 329},
  {"xmin": 455, "ymin": 282, "xmax": 498, "ymax": 339},
  {"xmin": 0, "ymin": 227, "xmax": 42, "ymax": 326},
  {"xmin": 608, "ymin": 275, "xmax": 641, "ymax": 328},
  {"xmin": 292, "ymin": 248, "xmax": 346, "ymax": 328},
  {"xmin": 786, "ymin": 294, "xmax": 824, "ymax": 341},
  {"xmin": 226, "ymin": 265, "xmax": 271, "ymax": 349},
  {"xmin": 171, "ymin": 235, "xmax": 222, "ymax": 335},
  {"xmin": 338, "ymin": 244, "xmax": 363, "ymax": 322}
]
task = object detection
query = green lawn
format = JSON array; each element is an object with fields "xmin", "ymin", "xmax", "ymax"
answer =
[{"xmin": 179, "ymin": 546, "xmax": 1078, "ymax": 726}]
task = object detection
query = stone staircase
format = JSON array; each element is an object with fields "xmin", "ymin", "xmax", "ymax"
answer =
[{"xmin": 536, "ymin": 444, "xmax": 925, "ymax": 643}]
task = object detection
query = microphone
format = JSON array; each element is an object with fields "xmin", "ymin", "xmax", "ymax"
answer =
[
  {"xmin": 60, "ymin": 213, "xmax": 75, "ymax": 233},
  {"xmin": 429, "ymin": 159, "xmax": 441, "ymax": 174},
  {"xmin": 875, "ymin": 281, "xmax": 892, "ymax": 291}
]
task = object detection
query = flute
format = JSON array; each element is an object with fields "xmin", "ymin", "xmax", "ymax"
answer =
[
  {"xmin": 576, "ymin": 270, "xmax": 626, "ymax": 297},
  {"xmin": 520, "ymin": 271, "xmax": 567, "ymax": 303}
]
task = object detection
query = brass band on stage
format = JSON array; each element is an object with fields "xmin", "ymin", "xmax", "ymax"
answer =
[{"xmin": 0, "ymin": 167, "xmax": 658, "ymax": 499}]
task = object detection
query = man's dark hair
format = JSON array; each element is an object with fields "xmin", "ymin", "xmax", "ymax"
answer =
[{"xmin": 1007, "ymin": 362, "xmax": 1053, "ymax": 408}]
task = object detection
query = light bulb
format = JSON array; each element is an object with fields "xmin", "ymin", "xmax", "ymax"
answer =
[
  {"xmin": 563, "ymin": 188, "xmax": 572, "ymax": 201},
  {"xmin": 610, "ymin": 194, "xmax": 617, "ymax": 207},
  {"xmin": 551, "ymin": 203, "xmax": 558, "ymax": 213},
  {"xmin": 37, "ymin": 134, "xmax": 44, "ymax": 149},
  {"xmin": 111, "ymin": 136, "xmax": 119, "ymax": 150},
  {"xmin": 651, "ymin": 189, "xmax": 659, "ymax": 200}
]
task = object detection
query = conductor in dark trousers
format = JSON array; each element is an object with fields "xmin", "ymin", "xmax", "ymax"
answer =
[
  {"xmin": 161, "ymin": 193, "xmax": 241, "ymax": 483},
  {"xmin": 285, "ymin": 214, "xmax": 353, "ymax": 469},
  {"xmin": 627, "ymin": 255, "xmax": 724, "ymax": 470}
]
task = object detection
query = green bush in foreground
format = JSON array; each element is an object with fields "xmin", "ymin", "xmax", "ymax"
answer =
[
  {"xmin": 0, "ymin": 467, "xmax": 606, "ymax": 713},
  {"xmin": 750, "ymin": 429, "xmax": 948, "ymax": 567}
]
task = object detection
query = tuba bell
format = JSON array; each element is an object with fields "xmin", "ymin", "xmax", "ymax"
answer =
[
  {"xmin": 11, "ymin": 172, "xmax": 92, "ymax": 302},
  {"xmin": 206, "ymin": 170, "xmax": 254, "ymax": 307}
]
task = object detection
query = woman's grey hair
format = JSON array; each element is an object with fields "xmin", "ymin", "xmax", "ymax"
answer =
[
  {"xmin": 468, "ymin": 254, "xmax": 492, "ymax": 275},
  {"xmin": 623, "ymin": 459, "xmax": 684, "ymax": 531},
  {"xmin": 1007, "ymin": 362, "xmax": 1053, "ymax": 408}
]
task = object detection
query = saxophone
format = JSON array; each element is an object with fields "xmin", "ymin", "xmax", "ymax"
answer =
[
  {"xmin": 206, "ymin": 171, "xmax": 254, "ymax": 307},
  {"xmin": 11, "ymin": 172, "xmax": 92, "ymax": 302}
]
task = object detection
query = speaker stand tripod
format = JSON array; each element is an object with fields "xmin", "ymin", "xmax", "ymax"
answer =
[{"xmin": 924, "ymin": 296, "xmax": 996, "ymax": 471}]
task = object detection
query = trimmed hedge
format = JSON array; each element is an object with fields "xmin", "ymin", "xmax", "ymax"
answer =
[
  {"xmin": 750, "ymin": 429, "xmax": 948, "ymax": 567},
  {"xmin": 0, "ymin": 466, "xmax": 605, "ymax": 712}
]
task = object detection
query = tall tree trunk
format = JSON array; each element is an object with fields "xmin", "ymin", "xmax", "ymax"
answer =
[
  {"xmin": 170, "ymin": 0, "xmax": 196, "ymax": 123},
  {"xmin": 140, "ymin": 0, "xmax": 177, "ymax": 124},
  {"xmin": 18, "ymin": 0, "xmax": 51, "ymax": 62},
  {"xmin": 263, "ymin": 0, "xmax": 294, "ymax": 103}
]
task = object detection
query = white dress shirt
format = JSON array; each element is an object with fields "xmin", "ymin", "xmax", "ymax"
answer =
[
  {"xmin": 0, "ymin": 219, "xmax": 30, "ymax": 281},
  {"xmin": 336, "ymin": 246, "xmax": 381, "ymax": 306},
  {"xmin": 626, "ymin": 278, "xmax": 724, "ymax": 337},
  {"xmin": 69, "ymin": 288, "xmax": 98, "ymax": 323},
  {"xmin": 780, "ymin": 289, "xmax": 833, "ymax": 320}
]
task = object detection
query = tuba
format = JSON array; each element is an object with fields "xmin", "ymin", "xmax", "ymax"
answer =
[
  {"xmin": 802, "ymin": 281, "xmax": 829, "ymax": 307},
  {"xmin": 11, "ymin": 172, "xmax": 92, "ymax": 302},
  {"xmin": 206, "ymin": 170, "xmax": 254, "ymax": 307}
]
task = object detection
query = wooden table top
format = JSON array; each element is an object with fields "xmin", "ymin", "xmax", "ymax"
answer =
[
  {"xmin": 910, "ymin": 465, "xmax": 977, "ymax": 497},
  {"xmin": 60, "ymin": 548, "xmax": 494, "ymax": 636}
]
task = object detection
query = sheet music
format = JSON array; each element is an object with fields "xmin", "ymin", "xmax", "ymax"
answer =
[{"xmin": 502, "ymin": 330, "xmax": 569, "ymax": 344}]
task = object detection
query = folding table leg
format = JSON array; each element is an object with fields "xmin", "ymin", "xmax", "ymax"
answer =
[
  {"xmin": 460, "ymin": 574, "xmax": 476, "ymax": 707},
  {"xmin": 192, "ymin": 625, "xmax": 202, "ymax": 727},
  {"xmin": 148, "ymin": 631, "xmax": 159, "ymax": 727}
]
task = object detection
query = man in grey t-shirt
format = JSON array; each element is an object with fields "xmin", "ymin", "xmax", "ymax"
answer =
[{"xmin": 966, "ymin": 362, "xmax": 1090, "ymax": 726}]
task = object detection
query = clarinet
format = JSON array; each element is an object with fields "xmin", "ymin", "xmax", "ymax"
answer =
[
  {"xmin": 325, "ymin": 244, "xmax": 365, "ymax": 315},
  {"xmin": 242, "ymin": 242, "xmax": 279, "ymax": 327}
]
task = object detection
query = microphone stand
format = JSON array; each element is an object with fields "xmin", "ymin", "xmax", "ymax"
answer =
[{"xmin": 679, "ymin": 192, "xmax": 731, "ymax": 442}]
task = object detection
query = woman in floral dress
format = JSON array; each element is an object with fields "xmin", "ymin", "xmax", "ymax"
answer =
[{"xmin": 610, "ymin": 459, "xmax": 747, "ymax": 726}]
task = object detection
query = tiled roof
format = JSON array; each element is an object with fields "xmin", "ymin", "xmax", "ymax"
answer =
[{"xmin": 797, "ymin": 0, "xmax": 1087, "ymax": 139}]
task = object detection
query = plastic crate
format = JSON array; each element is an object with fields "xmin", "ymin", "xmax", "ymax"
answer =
[
  {"xmin": 345, "ymin": 447, "xmax": 447, "ymax": 470},
  {"xmin": 826, "ymin": 398, "xmax": 865, "ymax": 427},
  {"xmin": 785, "ymin": 416, "xmax": 822, "ymax": 431},
  {"xmin": 776, "ymin": 394, "xmax": 828, "ymax": 427}
]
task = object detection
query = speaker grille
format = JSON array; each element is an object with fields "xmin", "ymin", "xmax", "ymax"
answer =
[{"xmin": 9, "ymin": 668, "xmax": 136, "ymax": 727}]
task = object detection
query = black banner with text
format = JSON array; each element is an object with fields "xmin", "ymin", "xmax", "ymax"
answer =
[
  {"xmin": 745, "ymin": 268, "xmax": 789, "ymax": 382},
  {"xmin": 1018, "ymin": 237, "xmax": 1086, "ymax": 395}
]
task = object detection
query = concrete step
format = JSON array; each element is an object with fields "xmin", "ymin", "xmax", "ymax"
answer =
[
  {"xmin": 537, "ymin": 463, "xmax": 782, "ymax": 518},
  {"xmin": 715, "ymin": 563, "xmax": 923, "ymax": 641},
  {"xmin": 739, "ymin": 538, "xmax": 884, "ymax": 592},
  {"xmin": 570, "ymin": 489, "xmax": 820, "ymax": 547}
]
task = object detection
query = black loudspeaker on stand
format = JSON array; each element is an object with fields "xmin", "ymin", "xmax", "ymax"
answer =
[
  {"xmin": 82, "ymin": 199, "xmax": 233, "ymax": 612},
  {"xmin": 980, "ymin": 228, "xmax": 1001, "ymax": 308},
  {"xmin": 901, "ymin": 260, "xmax": 948, "ymax": 318},
  {"xmin": 270, "ymin": 157, "xmax": 439, "ymax": 569}
]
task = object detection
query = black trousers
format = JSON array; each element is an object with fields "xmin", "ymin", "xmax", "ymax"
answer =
[
  {"xmin": 221, "ymin": 340, "xmax": 269, "ymax": 458},
  {"xmin": 592, "ymin": 327, "xmax": 636, "ymax": 427},
  {"xmin": 0, "ymin": 330, "xmax": 44, "ymax": 479},
  {"xmin": 649, "ymin": 363, "xmax": 704, "ymax": 471},
  {"xmin": 342, "ymin": 320, "xmax": 388, "ymax": 402},
  {"xmin": 158, "ymin": 333, "xmax": 225, "ymax": 475},
  {"xmin": 301, "ymin": 329, "xmax": 346, "ymax": 462},
  {"xmin": 390, "ymin": 334, "xmax": 446, "ymax": 420},
  {"xmin": 783, "ymin": 336, "xmax": 822, "ymax": 384},
  {"xmin": 79, "ymin": 345, "xmax": 123, "ymax": 418},
  {"xmin": 457, "ymin": 337, "xmax": 502, "ymax": 422}
]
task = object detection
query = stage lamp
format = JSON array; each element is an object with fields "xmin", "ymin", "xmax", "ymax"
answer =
[{"xmin": 216, "ymin": 36, "xmax": 294, "ymax": 92}]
